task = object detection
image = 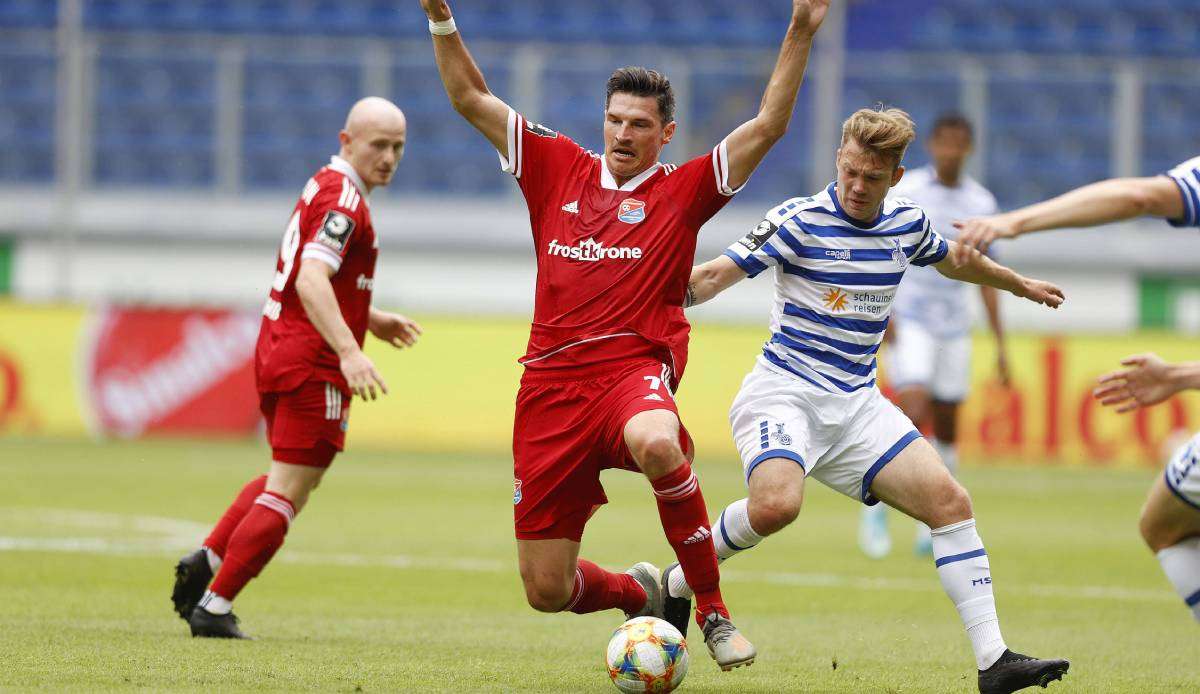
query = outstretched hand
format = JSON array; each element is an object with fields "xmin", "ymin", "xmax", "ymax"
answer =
[
  {"xmin": 793, "ymin": 0, "xmax": 831, "ymax": 34},
  {"xmin": 1013, "ymin": 278, "xmax": 1065, "ymax": 309},
  {"xmin": 370, "ymin": 311, "xmax": 424, "ymax": 349},
  {"xmin": 952, "ymin": 216, "xmax": 1017, "ymax": 266},
  {"xmin": 1094, "ymin": 353, "xmax": 1180, "ymax": 414}
]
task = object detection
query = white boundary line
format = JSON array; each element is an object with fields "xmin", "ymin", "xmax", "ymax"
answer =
[{"xmin": 0, "ymin": 508, "xmax": 1174, "ymax": 604}]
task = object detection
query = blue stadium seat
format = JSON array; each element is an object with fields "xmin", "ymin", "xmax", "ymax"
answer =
[
  {"xmin": 0, "ymin": 0, "xmax": 58, "ymax": 28},
  {"xmin": 0, "ymin": 48, "xmax": 56, "ymax": 183}
]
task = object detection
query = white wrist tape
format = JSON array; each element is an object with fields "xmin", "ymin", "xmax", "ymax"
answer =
[{"xmin": 428, "ymin": 17, "xmax": 457, "ymax": 35}]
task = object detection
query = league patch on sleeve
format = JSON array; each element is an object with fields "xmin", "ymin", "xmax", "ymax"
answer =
[
  {"xmin": 739, "ymin": 219, "xmax": 779, "ymax": 251},
  {"xmin": 316, "ymin": 211, "xmax": 356, "ymax": 252},
  {"xmin": 525, "ymin": 122, "xmax": 558, "ymax": 139}
]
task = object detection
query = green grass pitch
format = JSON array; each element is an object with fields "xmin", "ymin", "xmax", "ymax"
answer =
[{"xmin": 1, "ymin": 438, "xmax": 1196, "ymax": 692}]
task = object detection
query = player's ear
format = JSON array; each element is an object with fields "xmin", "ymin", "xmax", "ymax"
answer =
[
  {"xmin": 661, "ymin": 121, "xmax": 676, "ymax": 145},
  {"xmin": 338, "ymin": 129, "xmax": 352, "ymax": 149},
  {"xmin": 891, "ymin": 164, "xmax": 906, "ymax": 187}
]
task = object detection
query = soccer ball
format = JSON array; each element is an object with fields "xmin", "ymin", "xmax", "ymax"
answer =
[{"xmin": 605, "ymin": 616, "xmax": 689, "ymax": 693}]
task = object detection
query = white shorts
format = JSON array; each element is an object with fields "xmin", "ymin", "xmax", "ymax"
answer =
[
  {"xmin": 1165, "ymin": 432, "xmax": 1200, "ymax": 511},
  {"xmin": 885, "ymin": 321, "xmax": 971, "ymax": 403},
  {"xmin": 730, "ymin": 358, "xmax": 923, "ymax": 506}
]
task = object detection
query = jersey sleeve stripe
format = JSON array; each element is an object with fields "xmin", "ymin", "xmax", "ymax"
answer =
[
  {"xmin": 1166, "ymin": 163, "xmax": 1200, "ymax": 227},
  {"xmin": 301, "ymin": 242, "xmax": 344, "ymax": 272},
  {"xmin": 498, "ymin": 109, "xmax": 523, "ymax": 178},
  {"xmin": 723, "ymin": 248, "xmax": 768, "ymax": 277},
  {"xmin": 712, "ymin": 139, "xmax": 746, "ymax": 196}
]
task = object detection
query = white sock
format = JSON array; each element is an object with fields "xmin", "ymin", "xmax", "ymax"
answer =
[
  {"xmin": 667, "ymin": 498, "xmax": 762, "ymax": 600},
  {"xmin": 1156, "ymin": 537, "xmax": 1200, "ymax": 622},
  {"xmin": 204, "ymin": 546, "xmax": 222, "ymax": 573},
  {"xmin": 199, "ymin": 590, "xmax": 232, "ymax": 615},
  {"xmin": 933, "ymin": 438, "xmax": 959, "ymax": 476},
  {"xmin": 931, "ymin": 518, "xmax": 1007, "ymax": 670}
]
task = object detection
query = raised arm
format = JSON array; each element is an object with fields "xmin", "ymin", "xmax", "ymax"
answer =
[
  {"xmin": 935, "ymin": 243, "xmax": 1065, "ymax": 310},
  {"xmin": 952, "ymin": 176, "xmax": 1185, "ymax": 264},
  {"xmin": 722, "ymin": 0, "xmax": 830, "ymax": 190},
  {"xmin": 687, "ymin": 255, "xmax": 750, "ymax": 308},
  {"xmin": 420, "ymin": 0, "xmax": 512, "ymax": 155}
]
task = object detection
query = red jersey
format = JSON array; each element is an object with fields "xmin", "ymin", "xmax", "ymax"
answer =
[
  {"xmin": 501, "ymin": 110, "xmax": 742, "ymax": 387},
  {"xmin": 256, "ymin": 156, "xmax": 378, "ymax": 395}
]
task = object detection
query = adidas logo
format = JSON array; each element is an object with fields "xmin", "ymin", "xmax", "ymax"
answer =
[
  {"xmin": 683, "ymin": 526, "xmax": 712, "ymax": 545},
  {"xmin": 643, "ymin": 393, "xmax": 665, "ymax": 402},
  {"xmin": 561, "ymin": 200, "xmax": 579, "ymax": 214}
]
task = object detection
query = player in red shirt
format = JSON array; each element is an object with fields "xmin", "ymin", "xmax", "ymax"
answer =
[
  {"xmin": 421, "ymin": 0, "xmax": 830, "ymax": 669},
  {"xmin": 170, "ymin": 97, "xmax": 423, "ymax": 639}
]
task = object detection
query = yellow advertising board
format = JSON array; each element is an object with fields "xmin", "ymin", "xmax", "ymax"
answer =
[{"xmin": 1, "ymin": 300, "xmax": 1196, "ymax": 469}]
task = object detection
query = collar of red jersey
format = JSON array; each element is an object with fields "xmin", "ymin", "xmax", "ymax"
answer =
[
  {"xmin": 599, "ymin": 157, "xmax": 662, "ymax": 192},
  {"xmin": 328, "ymin": 156, "xmax": 369, "ymax": 198}
]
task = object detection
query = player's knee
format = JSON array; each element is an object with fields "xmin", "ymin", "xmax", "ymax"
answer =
[
  {"xmin": 523, "ymin": 577, "xmax": 571, "ymax": 613},
  {"xmin": 630, "ymin": 432, "xmax": 684, "ymax": 477},
  {"xmin": 749, "ymin": 491, "xmax": 801, "ymax": 535},
  {"xmin": 930, "ymin": 480, "xmax": 973, "ymax": 527},
  {"xmin": 1137, "ymin": 505, "xmax": 1182, "ymax": 553}
]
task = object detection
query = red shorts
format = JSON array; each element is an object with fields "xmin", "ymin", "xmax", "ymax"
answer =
[
  {"xmin": 512, "ymin": 358, "xmax": 694, "ymax": 542},
  {"xmin": 259, "ymin": 380, "xmax": 349, "ymax": 468}
]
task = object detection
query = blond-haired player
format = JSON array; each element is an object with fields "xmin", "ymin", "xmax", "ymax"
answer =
[
  {"xmin": 955, "ymin": 157, "xmax": 1200, "ymax": 624},
  {"xmin": 665, "ymin": 108, "xmax": 1070, "ymax": 693}
]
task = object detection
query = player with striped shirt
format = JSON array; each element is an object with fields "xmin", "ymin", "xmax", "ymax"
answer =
[
  {"xmin": 666, "ymin": 108, "xmax": 1070, "ymax": 693},
  {"xmin": 956, "ymin": 155, "xmax": 1200, "ymax": 625}
]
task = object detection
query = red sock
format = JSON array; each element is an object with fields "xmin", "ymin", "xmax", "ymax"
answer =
[
  {"xmin": 203, "ymin": 475, "xmax": 268, "ymax": 559},
  {"xmin": 650, "ymin": 463, "xmax": 728, "ymax": 624},
  {"xmin": 208, "ymin": 491, "xmax": 295, "ymax": 601},
  {"xmin": 565, "ymin": 559, "xmax": 646, "ymax": 615}
]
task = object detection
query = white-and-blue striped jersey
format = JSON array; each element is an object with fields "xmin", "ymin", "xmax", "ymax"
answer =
[
  {"xmin": 723, "ymin": 183, "xmax": 949, "ymax": 394},
  {"xmin": 1166, "ymin": 156, "xmax": 1200, "ymax": 228}
]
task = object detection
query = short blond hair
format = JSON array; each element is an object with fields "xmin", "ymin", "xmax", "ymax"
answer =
[{"xmin": 840, "ymin": 107, "xmax": 917, "ymax": 167}]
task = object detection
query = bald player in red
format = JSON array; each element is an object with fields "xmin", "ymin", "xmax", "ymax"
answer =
[
  {"xmin": 420, "ymin": 0, "xmax": 830, "ymax": 670},
  {"xmin": 170, "ymin": 97, "xmax": 423, "ymax": 639}
]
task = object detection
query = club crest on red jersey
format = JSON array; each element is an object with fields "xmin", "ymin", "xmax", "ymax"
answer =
[{"xmin": 617, "ymin": 198, "xmax": 646, "ymax": 224}]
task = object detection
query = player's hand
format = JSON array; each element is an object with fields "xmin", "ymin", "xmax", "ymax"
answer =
[
  {"xmin": 996, "ymin": 349, "xmax": 1012, "ymax": 387},
  {"xmin": 1013, "ymin": 278, "xmax": 1064, "ymax": 309},
  {"xmin": 1094, "ymin": 353, "xmax": 1180, "ymax": 414},
  {"xmin": 792, "ymin": 0, "xmax": 831, "ymax": 34},
  {"xmin": 370, "ymin": 311, "xmax": 424, "ymax": 349},
  {"xmin": 340, "ymin": 349, "xmax": 389, "ymax": 401},
  {"xmin": 420, "ymin": 0, "xmax": 451, "ymax": 21},
  {"xmin": 952, "ymin": 216, "xmax": 1017, "ymax": 266}
]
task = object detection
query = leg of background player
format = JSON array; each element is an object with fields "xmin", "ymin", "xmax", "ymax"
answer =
[
  {"xmin": 517, "ymin": 538, "xmax": 648, "ymax": 616},
  {"xmin": 870, "ymin": 437, "xmax": 1069, "ymax": 689},
  {"xmin": 190, "ymin": 456, "xmax": 328, "ymax": 638},
  {"xmin": 1139, "ymin": 476, "xmax": 1200, "ymax": 622},
  {"xmin": 171, "ymin": 474, "xmax": 267, "ymax": 620}
]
